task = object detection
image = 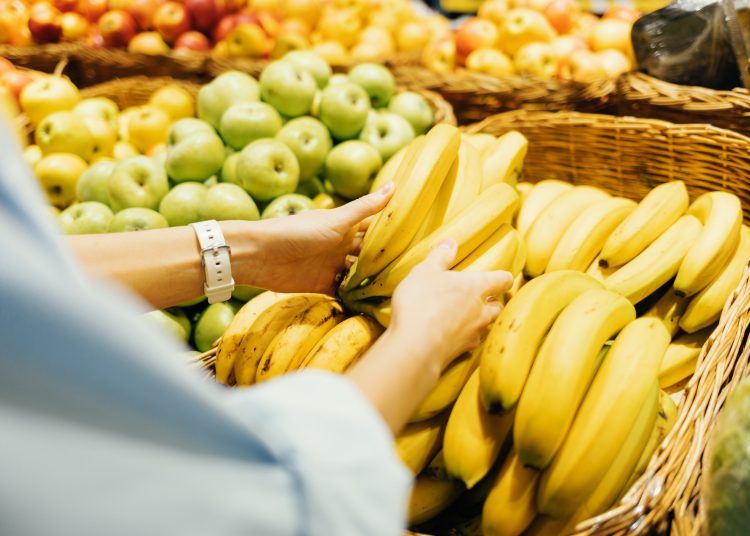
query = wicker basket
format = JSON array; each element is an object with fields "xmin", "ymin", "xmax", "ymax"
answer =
[
  {"xmin": 617, "ymin": 72, "xmax": 750, "ymax": 138},
  {"xmin": 462, "ymin": 110, "xmax": 750, "ymax": 535}
]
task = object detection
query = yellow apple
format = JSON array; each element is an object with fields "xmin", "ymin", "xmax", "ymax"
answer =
[
  {"xmin": 20, "ymin": 75, "xmax": 80, "ymax": 126},
  {"xmin": 114, "ymin": 141, "xmax": 140, "ymax": 160},
  {"xmin": 282, "ymin": 0, "xmax": 322, "ymax": 24},
  {"xmin": 368, "ymin": 9, "xmax": 399, "ymax": 33},
  {"xmin": 361, "ymin": 25, "xmax": 394, "ymax": 48},
  {"xmin": 270, "ymin": 31, "xmax": 309, "ymax": 59},
  {"xmin": 227, "ymin": 23, "xmax": 269, "ymax": 58},
  {"xmin": 212, "ymin": 40, "xmax": 230, "ymax": 58},
  {"xmin": 549, "ymin": 35, "xmax": 588, "ymax": 63},
  {"xmin": 422, "ymin": 37, "xmax": 456, "ymax": 74},
  {"xmin": 589, "ymin": 18, "xmax": 635, "ymax": 62},
  {"xmin": 350, "ymin": 41, "xmax": 388, "ymax": 63},
  {"xmin": 514, "ymin": 42, "xmax": 559, "ymax": 79},
  {"xmin": 559, "ymin": 50, "xmax": 607, "ymax": 82},
  {"xmin": 466, "ymin": 47, "xmax": 515, "ymax": 77},
  {"xmin": 82, "ymin": 116, "xmax": 117, "ymax": 160},
  {"xmin": 596, "ymin": 49, "xmax": 632, "ymax": 78},
  {"xmin": 118, "ymin": 107, "xmax": 139, "ymax": 142},
  {"xmin": 128, "ymin": 31, "xmax": 171, "ymax": 56},
  {"xmin": 317, "ymin": 7, "xmax": 360, "ymax": 48},
  {"xmin": 478, "ymin": 0, "xmax": 509, "ymax": 27},
  {"xmin": 396, "ymin": 21, "xmax": 430, "ymax": 51},
  {"xmin": 149, "ymin": 84, "xmax": 195, "ymax": 121},
  {"xmin": 498, "ymin": 8, "xmax": 555, "ymax": 57},
  {"xmin": 23, "ymin": 144, "xmax": 43, "ymax": 169},
  {"xmin": 311, "ymin": 40, "xmax": 350, "ymax": 66},
  {"xmin": 74, "ymin": 97, "xmax": 119, "ymax": 130},
  {"xmin": 126, "ymin": 105, "xmax": 171, "ymax": 154},
  {"xmin": 35, "ymin": 152, "xmax": 88, "ymax": 208}
]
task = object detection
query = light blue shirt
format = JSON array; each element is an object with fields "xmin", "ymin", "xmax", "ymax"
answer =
[{"xmin": 0, "ymin": 123, "xmax": 411, "ymax": 536}]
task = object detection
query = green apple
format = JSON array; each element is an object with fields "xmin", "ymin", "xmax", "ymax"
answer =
[
  {"xmin": 35, "ymin": 111, "xmax": 95, "ymax": 161},
  {"xmin": 109, "ymin": 207, "xmax": 169, "ymax": 232},
  {"xmin": 108, "ymin": 156, "xmax": 169, "ymax": 212},
  {"xmin": 261, "ymin": 193, "xmax": 316, "ymax": 219},
  {"xmin": 318, "ymin": 82, "xmax": 370, "ymax": 140},
  {"xmin": 151, "ymin": 145, "xmax": 168, "ymax": 170},
  {"xmin": 166, "ymin": 131, "xmax": 225, "ymax": 183},
  {"xmin": 219, "ymin": 101, "xmax": 283, "ymax": 150},
  {"xmin": 199, "ymin": 183, "xmax": 260, "ymax": 221},
  {"xmin": 359, "ymin": 111, "xmax": 415, "ymax": 161},
  {"xmin": 282, "ymin": 50, "xmax": 332, "ymax": 89},
  {"xmin": 232, "ymin": 285, "xmax": 263, "ymax": 302},
  {"xmin": 143, "ymin": 308, "xmax": 191, "ymax": 343},
  {"xmin": 58, "ymin": 201, "xmax": 114, "ymax": 234},
  {"xmin": 276, "ymin": 116, "xmax": 332, "ymax": 182},
  {"xmin": 388, "ymin": 91, "xmax": 433, "ymax": 135},
  {"xmin": 158, "ymin": 182, "xmax": 208, "ymax": 226},
  {"xmin": 259, "ymin": 60, "xmax": 317, "ymax": 118},
  {"xmin": 295, "ymin": 177, "xmax": 326, "ymax": 198},
  {"xmin": 348, "ymin": 63, "xmax": 396, "ymax": 108},
  {"xmin": 168, "ymin": 118, "xmax": 216, "ymax": 146},
  {"xmin": 74, "ymin": 97, "xmax": 119, "ymax": 129},
  {"xmin": 76, "ymin": 159, "xmax": 117, "ymax": 205},
  {"xmin": 325, "ymin": 140, "xmax": 382, "ymax": 199},
  {"xmin": 197, "ymin": 70, "xmax": 261, "ymax": 129},
  {"xmin": 204, "ymin": 175, "xmax": 219, "ymax": 187},
  {"xmin": 193, "ymin": 302, "xmax": 235, "ymax": 352},
  {"xmin": 328, "ymin": 74, "xmax": 349, "ymax": 86},
  {"xmin": 221, "ymin": 152, "xmax": 241, "ymax": 185},
  {"xmin": 236, "ymin": 139, "xmax": 300, "ymax": 201}
]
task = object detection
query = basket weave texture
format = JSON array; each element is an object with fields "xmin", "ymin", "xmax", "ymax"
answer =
[{"xmin": 463, "ymin": 110, "xmax": 750, "ymax": 535}]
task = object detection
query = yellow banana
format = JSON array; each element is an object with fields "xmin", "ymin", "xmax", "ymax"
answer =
[
  {"xmin": 524, "ymin": 186, "xmax": 610, "ymax": 278},
  {"xmin": 482, "ymin": 450, "xmax": 540, "ymax": 536},
  {"xmin": 545, "ymin": 197, "xmax": 637, "ymax": 273},
  {"xmin": 395, "ymin": 411, "xmax": 448, "ymax": 475},
  {"xmin": 516, "ymin": 181, "xmax": 534, "ymax": 203},
  {"xmin": 369, "ymin": 138, "xmax": 414, "ymax": 193},
  {"xmin": 301, "ymin": 315, "xmax": 383, "ymax": 373},
  {"xmin": 443, "ymin": 369, "xmax": 514, "ymax": 488},
  {"xmin": 675, "ymin": 192, "xmax": 743, "ymax": 297},
  {"xmin": 349, "ymin": 298, "xmax": 392, "ymax": 328},
  {"xmin": 255, "ymin": 299, "xmax": 344, "ymax": 382},
  {"xmin": 599, "ymin": 180, "xmax": 689, "ymax": 268},
  {"xmin": 464, "ymin": 132, "xmax": 498, "ymax": 156},
  {"xmin": 516, "ymin": 179, "xmax": 574, "ymax": 238},
  {"xmin": 343, "ymin": 124, "xmax": 460, "ymax": 290},
  {"xmin": 481, "ymin": 130, "xmax": 528, "ymax": 190},
  {"xmin": 515, "ymin": 289, "xmax": 635, "ymax": 469},
  {"xmin": 537, "ymin": 318, "xmax": 669, "ymax": 518},
  {"xmin": 643, "ymin": 288, "xmax": 690, "ymax": 337},
  {"xmin": 523, "ymin": 516, "xmax": 573, "ymax": 536},
  {"xmin": 454, "ymin": 224, "xmax": 522, "ymax": 275},
  {"xmin": 345, "ymin": 182, "xmax": 518, "ymax": 301},
  {"xmin": 680, "ymin": 226, "xmax": 750, "ymax": 333},
  {"xmin": 234, "ymin": 293, "xmax": 326, "ymax": 386},
  {"xmin": 408, "ymin": 452, "xmax": 463, "ymax": 526},
  {"xmin": 658, "ymin": 328, "xmax": 711, "ymax": 388},
  {"xmin": 479, "ymin": 271, "xmax": 603, "ymax": 413},
  {"xmin": 604, "ymin": 214, "xmax": 703, "ymax": 304},
  {"xmin": 585, "ymin": 255, "xmax": 617, "ymax": 282}
]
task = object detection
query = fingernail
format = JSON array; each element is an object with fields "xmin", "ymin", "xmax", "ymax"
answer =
[
  {"xmin": 438, "ymin": 238, "xmax": 456, "ymax": 250},
  {"xmin": 378, "ymin": 181, "xmax": 395, "ymax": 196}
]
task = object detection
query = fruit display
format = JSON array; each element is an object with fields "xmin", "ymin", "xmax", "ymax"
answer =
[
  {"xmin": 424, "ymin": 0, "xmax": 641, "ymax": 82},
  {"xmin": 0, "ymin": 0, "xmax": 449, "ymax": 65}
]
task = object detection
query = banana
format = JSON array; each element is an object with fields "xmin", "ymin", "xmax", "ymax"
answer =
[
  {"xmin": 680, "ymin": 226, "xmax": 750, "ymax": 333},
  {"xmin": 479, "ymin": 271, "xmax": 603, "ymax": 413},
  {"xmin": 523, "ymin": 516, "xmax": 572, "ymax": 536},
  {"xmin": 514, "ymin": 289, "xmax": 635, "ymax": 469},
  {"xmin": 464, "ymin": 132, "xmax": 498, "ymax": 156},
  {"xmin": 255, "ymin": 299, "xmax": 344, "ymax": 383},
  {"xmin": 481, "ymin": 450, "xmax": 540, "ymax": 536},
  {"xmin": 443, "ymin": 369, "xmax": 514, "ymax": 488},
  {"xmin": 349, "ymin": 298, "xmax": 392, "ymax": 328},
  {"xmin": 545, "ymin": 197, "xmax": 637, "ymax": 273},
  {"xmin": 481, "ymin": 130, "xmax": 528, "ymax": 190},
  {"xmin": 604, "ymin": 214, "xmax": 703, "ymax": 304},
  {"xmin": 343, "ymin": 124, "xmax": 460, "ymax": 291},
  {"xmin": 585, "ymin": 255, "xmax": 617, "ymax": 282},
  {"xmin": 674, "ymin": 192, "xmax": 743, "ymax": 297},
  {"xmin": 524, "ymin": 186, "xmax": 610, "ymax": 278},
  {"xmin": 537, "ymin": 318, "xmax": 669, "ymax": 518},
  {"xmin": 215, "ymin": 291, "xmax": 279, "ymax": 384},
  {"xmin": 658, "ymin": 328, "xmax": 711, "ymax": 388},
  {"xmin": 516, "ymin": 179, "xmax": 573, "ymax": 238},
  {"xmin": 233, "ymin": 293, "xmax": 326, "ymax": 386},
  {"xmin": 599, "ymin": 180, "xmax": 689, "ymax": 268},
  {"xmin": 408, "ymin": 452, "xmax": 463, "ymax": 526},
  {"xmin": 345, "ymin": 182, "xmax": 518, "ymax": 301},
  {"xmin": 395, "ymin": 411, "xmax": 448, "ymax": 475},
  {"xmin": 454, "ymin": 224, "xmax": 522, "ymax": 275},
  {"xmin": 516, "ymin": 181, "xmax": 534, "ymax": 202},
  {"xmin": 411, "ymin": 346, "xmax": 481, "ymax": 423},
  {"xmin": 369, "ymin": 139, "xmax": 413, "ymax": 193},
  {"xmin": 643, "ymin": 288, "xmax": 690, "ymax": 337},
  {"xmin": 301, "ymin": 315, "xmax": 383, "ymax": 373}
]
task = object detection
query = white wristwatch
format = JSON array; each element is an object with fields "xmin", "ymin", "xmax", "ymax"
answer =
[{"xmin": 191, "ymin": 220, "xmax": 235, "ymax": 304}]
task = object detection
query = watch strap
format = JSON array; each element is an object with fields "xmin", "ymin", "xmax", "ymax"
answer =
[{"xmin": 191, "ymin": 220, "xmax": 235, "ymax": 304}]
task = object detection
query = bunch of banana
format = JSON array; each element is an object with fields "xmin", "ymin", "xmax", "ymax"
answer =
[
  {"xmin": 515, "ymin": 179, "xmax": 573, "ymax": 237},
  {"xmin": 482, "ymin": 451, "xmax": 540, "ymax": 536},
  {"xmin": 658, "ymin": 328, "xmax": 712, "ymax": 389},
  {"xmin": 395, "ymin": 411, "xmax": 449, "ymax": 475},
  {"xmin": 301, "ymin": 315, "xmax": 383, "ymax": 373},
  {"xmin": 481, "ymin": 131, "xmax": 528, "ymax": 190},
  {"xmin": 408, "ymin": 451, "xmax": 463, "ymax": 526}
]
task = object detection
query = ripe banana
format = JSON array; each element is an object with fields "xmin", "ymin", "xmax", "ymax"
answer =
[
  {"xmin": 674, "ymin": 192, "xmax": 743, "ymax": 297},
  {"xmin": 349, "ymin": 298, "xmax": 392, "ymax": 328},
  {"xmin": 516, "ymin": 181, "xmax": 534, "ymax": 203},
  {"xmin": 479, "ymin": 271, "xmax": 603, "ymax": 413},
  {"xmin": 215, "ymin": 291, "xmax": 279, "ymax": 384},
  {"xmin": 537, "ymin": 318, "xmax": 670, "ymax": 518},
  {"xmin": 516, "ymin": 179, "xmax": 573, "ymax": 238},
  {"xmin": 481, "ymin": 450, "xmax": 540, "ymax": 536},
  {"xmin": 514, "ymin": 289, "xmax": 635, "ymax": 469},
  {"xmin": 395, "ymin": 411, "xmax": 448, "ymax": 475},
  {"xmin": 233, "ymin": 293, "xmax": 325, "ymax": 386},
  {"xmin": 464, "ymin": 132, "xmax": 498, "ymax": 156},
  {"xmin": 585, "ymin": 255, "xmax": 617, "ymax": 282},
  {"xmin": 346, "ymin": 182, "xmax": 518, "ymax": 301},
  {"xmin": 643, "ymin": 288, "xmax": 690, "ymax": 337},
  {"xmin": 454, "ymin": 224, "xmax": 522, "ymax": 274},
  {"xmin": 343, "ymin": 124, "xmax": 460, "ymax": 291},
  {"xmin": 680, "ymin": 226, "xmax": 750, "ymax": 333},
  {"xmin": 301, "ymin": 315, "xmax": 383, "ymax": 373},
  {"xmin": 411, "ymin": 346, "xmax": 481, "ymax": 423},
  {"xmin": 659, "ymin": 328, "xmax": 711, "ymax": 388},
  {"xmin": 604, "ymin": 214, "xmax": 703, "ymax": 304},
  {"xmin": 255, "ymin": 299, "xmax": 344, "ymax": 382},
  {"xmin": 481, "ymin": 130, "xmax": 528, "ymax": 190},
  {"xmin": 443, "ymin": 369, "xmax": 514, "ymax": 488},
  {"xmin": 408, "ymin": 452, "xmax": 463, "ymax": 526},
  {"xmin": 524, "ymin": 186, "xmax": 610, "ymax": 277},
  {"xmin": 545, "ymin": 197, "xmax": 636, "ymax": 273},
  {"xmin": 369, "ymin": 138, "xmax": 413, "ymax": 193},
  {"xmin": 599, "ymin": 180, "xmax": 689, "ymax": 268}
]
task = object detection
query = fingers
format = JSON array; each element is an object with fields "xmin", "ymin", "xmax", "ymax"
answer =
[
  {"xmin": 330, "ymin": 182, "xmax": 395, "ymax": 231},
  {"xmin": 420, "ymin": 239, "xmax": 458, "ymax": 272},
  {"xmin": 476, "ymin": 270, "xmax": 514, "ymax": 299}
]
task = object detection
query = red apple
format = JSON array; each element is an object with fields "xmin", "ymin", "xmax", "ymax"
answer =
[
  {"xmin": 28, "ymin": 2, "xmax": 63, "ymax": 44},
  {"xmin": 127, "ymin": 0, "xmax": 165, "ymax": 30},
  {"xmin": 127, "ymin": 30, "xmax": 170, "ymax": 54},
  {"xmin": 98, "ymin": 9, "xmax": 137, "ymax": 47},
  {"xmin": 174, "ymin": 29, "xmax": 209, "ymax": 51},
  {"xmin": 153, "ymin": 1, "xmax": 191, "ymax": 43},
  {"xmin": 184, "ymin": 0, "xmax": 221, "ymax": 33},
  {"xmin": 53, "ymin": 0, "xmax": 78, "ymax": 12},
  {"xmin": 455, "ymin": 17, "xmax": 499, "ymax": 64},
  {"xmin": 1, "ymin": 69, "xmax": 35, "ymax": 101},
  {"xmin": 77, "ymin": 0, "xmax": 108, "ymax": 22},
  {"xmin": 543, "ymin": 0, "xmax": 577, "ymax": 35},
  {"xmin": 87, "ymin": 28, "xmax": 105, "ymax": 47},
  {"xmin": 278, "ymin": 16, "xmax": 310, "ymax": 37},
  {"xmin": 60, "ymin": 11, "xmax": 89, "ymax": 40},
  {"xmin": 212, "ymin": 13, "xmax": 237, "ymax": 41},
  {"xmin": 604, "ymin": 5, "xmax": 641, "ymax": 24}
]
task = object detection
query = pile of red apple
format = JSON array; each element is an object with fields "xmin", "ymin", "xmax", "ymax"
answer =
[{"xmin": 424, "ymin": 0, "xmax": 641, "ymax": 82}]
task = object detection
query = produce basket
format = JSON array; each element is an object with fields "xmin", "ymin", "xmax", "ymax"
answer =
[
  {"xmin": 461, "ymin": 110, "xmax": 750, "ymax": 534},
  {"xmin": 617, "ymin": 72, "xmax": 750, "ymax": 138}
]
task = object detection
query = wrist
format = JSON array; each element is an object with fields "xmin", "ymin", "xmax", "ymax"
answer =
[
  {"xmin": 218, "ymin": 220, "xmax": 265, "ymax": 288},
  {"xmin": 379, "ymin": 326, "xmax": 442, "ymax": 382}
]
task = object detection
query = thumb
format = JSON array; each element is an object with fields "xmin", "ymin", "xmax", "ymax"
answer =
[
  {"xmin": 420, "ymin": 239, "xmax": 458, "ymax": 272},
  {"xmin": 330, "ymin": 181, "xmax": 394, "ymax": 231}
]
